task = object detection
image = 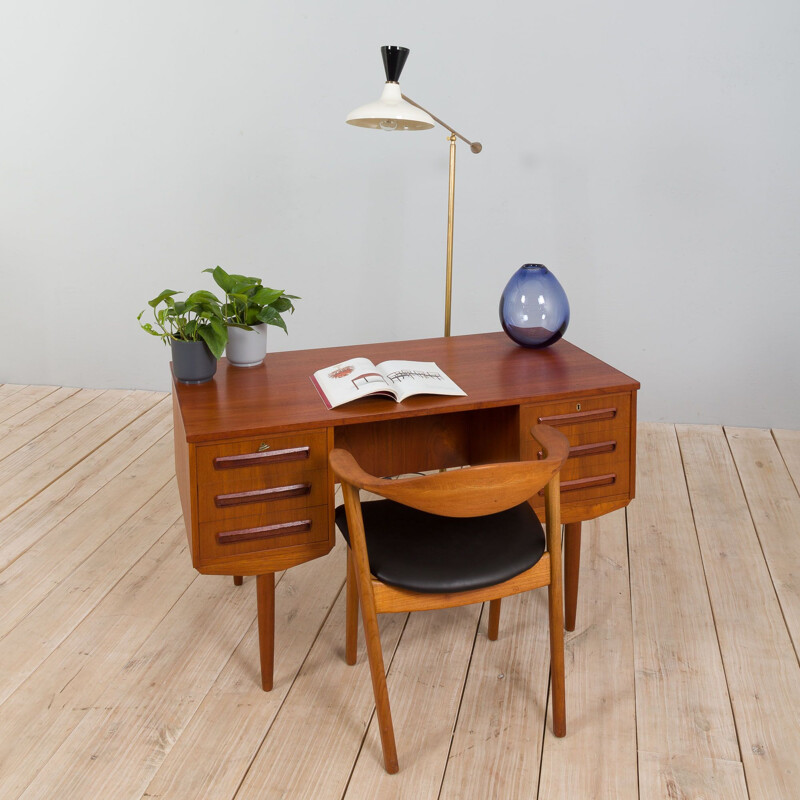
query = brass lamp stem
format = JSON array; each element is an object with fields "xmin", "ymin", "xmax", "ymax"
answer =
[
  {"xmin": 402, "ymin": 93, "xmax": 481, "ymax": 337},
  {"xmin": 445, "ymin": 134, "xmax": 456, "ymax": 337}
]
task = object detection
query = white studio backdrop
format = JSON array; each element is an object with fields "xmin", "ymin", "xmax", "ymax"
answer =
[{"xmin": 1, "ymin": 0, "xmax": 798, "ymax": 428}]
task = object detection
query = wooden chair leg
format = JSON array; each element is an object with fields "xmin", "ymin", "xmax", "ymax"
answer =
[
  {"xmin": 345, "ymin": 548, "xmax": 358, "ymax": 665},
  {"xmin": 341, "ymin": 481, "xmax": 398, "ymax": 772},
  {"xmin": 488, "ymin": 598, "xmax": 502, "ymax": 641},
  {"xmin": 548, "ymin": 567, "xmax": 566, "ymax": 737},
  {"xmin": 233, "ymin": 575, "xmax": 243, "ymax": 586},
  {"xmin": 257, "ymin": 573, "xmax": 275, "ymax": 692},
  {"xmin": 358, "ymin": 593, "xmax": 398, "ymax": 772},
  {"xmin": 564, "ymin": 522, "xmax": 581, "ymax": 631}
]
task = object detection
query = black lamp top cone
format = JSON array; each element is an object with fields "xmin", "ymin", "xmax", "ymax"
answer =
[{"xmin": 381, "ymin": 46, "xmax": 410, "ymax": 83}]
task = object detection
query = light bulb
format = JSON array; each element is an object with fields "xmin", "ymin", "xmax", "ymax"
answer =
[{"xmin": 379, "ymin": 119, "xmax": 398, "ymax": 131}]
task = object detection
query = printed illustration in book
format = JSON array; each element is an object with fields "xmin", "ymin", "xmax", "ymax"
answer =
[{"xmin": 311, "ymin": 358, "xmax": 466, "ymax": 409}]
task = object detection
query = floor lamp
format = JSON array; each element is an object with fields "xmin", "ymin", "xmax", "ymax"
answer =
[{"xmin": 346, "ymin": 45, "xmax": 482, "ymax": 337}]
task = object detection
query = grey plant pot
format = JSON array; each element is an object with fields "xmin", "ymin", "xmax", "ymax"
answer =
[{"xmin": 171, "ymin": 339, "xmax": 217, "ymax": 384}]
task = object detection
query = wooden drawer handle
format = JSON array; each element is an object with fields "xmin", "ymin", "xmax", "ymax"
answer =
[
  {"xmin": 539, "ymin": 474, "xmax": 617, "ymax": 496},
  {"xmin": 538, "ymin": 441, "xmax": 617, "ymax": 459},
  {"xmin": 214, "ymin": 483, "xmax": 312, "ymax": 508},
  {"xmin": 538, "ymin": 408, "xmax": 617, "ymax": 426},
  {"xmin": 213, "ymin": 446, "xmax": 310, "ymax": 470},
  {"xmin": 216, "ymin": 519, "xmax": 312, "ymax": 544}
]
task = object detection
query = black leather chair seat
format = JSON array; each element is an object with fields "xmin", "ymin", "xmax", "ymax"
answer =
[{"xmin": 335, "ymin": 499, "xmax": 546, "ymax": 593}]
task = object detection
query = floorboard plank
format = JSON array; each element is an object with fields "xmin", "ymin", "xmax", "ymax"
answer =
[
  {"xmin": 0, "ymin": 396, "xmax": 171, "ymax": 570},
  {"xmin": 538, "ymin": 509, "xmax": 638, "ymax": 800},
  {"xmin": 17, "ymin": 573, "xmax": 257, "ymax": 800},
  {"xmin": 142, "ymin": 540, "xmax": 347, "ymax": 800},
  {"xmin": 0, "ymin": 479, "xmax": 181, "ymax": 704},
  {"xmin": 0, "ymin": 389, "xmax": 163, "ymax": 522},
  {"xmin": 344, "ymin": 605, "xmax": 482, "ymax": 800},
  {"xmin": 772, "ymin": 429, "xmax": 800, "ymax": 496},
  {"xmin": 0, "ymin": 388, "xmax": 107, "ymax": 476},
  {"xmin": 0, "ymin": 386, "xmax": 85, "ymax": 460},
  {"xmin": 0, "ymin": 385, "xmax": 59, "ymax": 423},
  {"xmin": 440, "ymin": 592, "xmax": 550, "ymax": 800},
  {"xmin": 0, "ymin": 432, "xmax": 175, "ymax": 643},
  {"xmin": 678, "ymin": 424, "xmax": 800, "ymax": 800},
  {"xmin": 637, "ymin": 752, "xmax": 748, "ymax": 800},
  {"xmin": 727, "ymin": 426, "xmax": 800, "ymax": 660},
  {"xmin": 233, "ymin": 590, "xmax": 407, "ymax": 800},
  {"xmin": 0, "ymin": 383, "xmax": 26, "ymax": 398},
  {"xmin": 0, "ymin": 521, "xmax": 196, "ymax": 799},
  {"xmin": 628, "ymin": 424, "xmax": 740, "ymax": 762}
]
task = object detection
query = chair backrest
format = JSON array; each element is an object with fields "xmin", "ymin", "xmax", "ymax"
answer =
[{"xmin": 329, "ymin": 424, "xmax": 570, "ymax": 518}]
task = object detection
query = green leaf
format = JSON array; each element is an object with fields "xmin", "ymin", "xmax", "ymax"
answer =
[
  {"xmin": 271, "ymin": 296, "xmax": 293, "ymax": 313},
  {"xmin": 147, "ymin": 289, "xmax": 180, "ymax": 308},
  {"xmin": 258, "ymin": 305, "xmax": 288, "ymax": 333},
  {"xmin": 252, "ymin": 287, "xmax": 283, "ymax": 307},
  {"xmin": 139, "ymin": 321, "xmax": 162, "ymax": 337},
  {"xmin": 229, "ymin": 281, "xmax": 258, "ymax": 296},
  {"xmin": 148, "ymin": 289, "xmax": 180, "ymax": 308},
  {"xmin": 185, "ymin": 290, "xmax": 221, "ymax": 306},
  {"xmin": 204, "ymin": 265, "xmax": 236, "ymax": 293},
  {"xmin": 210, "ymin": 317, "xmax": 227, "ymax": 342},
  {"xmin": 198, "ymin": 322, "xmax": 226, "ymax": 358}
]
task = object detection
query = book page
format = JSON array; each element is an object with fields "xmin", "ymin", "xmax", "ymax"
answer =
[
  {"xmin": 376, "ymin": 360, "xmax": 467, "ymax": 402},
  {"xmin": 311, "ymin": 358, "xmax": 396, "ymax": 409}
]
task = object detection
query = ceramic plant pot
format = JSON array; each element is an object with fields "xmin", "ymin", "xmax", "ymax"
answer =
[
  {"xmin": 171, "ymin": 339, "xmax": 217, "ymax": 384},
  {"xmin": 226, "ymin": 323, "xmax": 268, "ymax": 367}
]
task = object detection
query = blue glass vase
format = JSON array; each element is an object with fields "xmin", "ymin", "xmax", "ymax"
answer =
[{"xmin": 499, "ymin": 264, "xmax": 570, "ymax": 348}]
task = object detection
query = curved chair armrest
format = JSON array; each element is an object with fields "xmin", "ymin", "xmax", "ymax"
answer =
[
  {"xmin": 330, "ymin": 448, "xmax": 391, "ymax": 493},
  {"xmin": 530, "ymin": 424, "xmax": 570, "ymax": 467}
]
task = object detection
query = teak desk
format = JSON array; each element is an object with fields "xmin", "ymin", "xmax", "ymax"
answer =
[{"xmin": 172, "ymin": 332, "xmax": 639, "ymax": 690}]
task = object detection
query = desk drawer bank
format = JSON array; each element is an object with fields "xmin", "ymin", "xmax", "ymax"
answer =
[{"xmin": 172, "ymin": 332, "xmax": 639, "ymax": 688}]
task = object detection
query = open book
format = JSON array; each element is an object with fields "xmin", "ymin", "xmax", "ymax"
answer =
[{"xmin": 311, "ymin": 358, "xmax": 466, "ymax": 409}]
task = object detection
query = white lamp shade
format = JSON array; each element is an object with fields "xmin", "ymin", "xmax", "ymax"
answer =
[{"xmin": 346, "ymin": 83, "xmax": 434, "ymax": 131}]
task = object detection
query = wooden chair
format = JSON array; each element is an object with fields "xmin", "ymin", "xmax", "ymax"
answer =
[{"xmin": 329, "ymin": 423, "xmax": 570, "ymax": 773}]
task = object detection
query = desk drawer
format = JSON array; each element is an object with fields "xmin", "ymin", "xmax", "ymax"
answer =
[
  {"xmin": 521, "ymin": 392, "xmax": 632, "ymax": 505},
  {"xmin": 198, "ymin": 504, "xmax": 329, "ymax": 562},
  {"xmin": 197, "ymin": 429, "xmax": 327, "ymax": 484},
  {"xmin": 197, "ymin": 467, "xmax": 328, "ymax": 523}
]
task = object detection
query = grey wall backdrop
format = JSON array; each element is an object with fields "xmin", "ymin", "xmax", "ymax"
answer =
[{"xmin": 1, "ymin": 1, "xmax": 798, "ymax": 427}]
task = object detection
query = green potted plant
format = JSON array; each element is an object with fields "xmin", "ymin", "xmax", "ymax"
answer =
[
  {"xmin": 138, "ymin": 288, "xmax": 227, "ymax": 383},
  {"xmin": 204, "ymin": 266, "xmax": 299, "ymax": 367}
]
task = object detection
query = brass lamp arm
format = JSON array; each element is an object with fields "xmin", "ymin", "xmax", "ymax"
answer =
[{"xmin": 401, "ymin": 94, "xmax": 483, "ymax": 153}]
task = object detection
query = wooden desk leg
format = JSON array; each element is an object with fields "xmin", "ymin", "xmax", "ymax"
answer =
[
  {"xmin": 257, "ymin": 573, "xmax": 275, "ymax": 691},
  {"xmin": 564, "ymin": 522, "xmax": 581, "ymax": 632},
  {"xmin": 487, "ymin": 598, "xmax": 502, "ymax": 641},
  {"xmin": 233, "ymin": 575, "xmax": 243, "ymax": 586}
]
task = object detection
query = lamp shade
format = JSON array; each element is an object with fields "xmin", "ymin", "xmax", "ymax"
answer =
[
  {"xmin": 346, "ymin": 46, "xmax": 435, "ymax": 131},
  {"xmin": 346, "ymin": 83, "xmax": 434, "ymax": 131}
]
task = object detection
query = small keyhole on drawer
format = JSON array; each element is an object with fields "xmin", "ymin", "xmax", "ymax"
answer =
[
  {"xmin": 258, "ymin": 442, "xmax": 271, "ymax": 452},
  {"xmin": 576, "ymin": 403, "xmax": 581, "ymax": 411}
]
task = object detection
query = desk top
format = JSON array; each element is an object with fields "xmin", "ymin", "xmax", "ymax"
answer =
[{"xmin": 174, "ymin": 332, "xmax": 639, "ymax": 443}]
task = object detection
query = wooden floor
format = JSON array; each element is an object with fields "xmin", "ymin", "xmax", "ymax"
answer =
[{"xmin": 0, "ymin": 384, "xmax": 799, "ymax": 799}]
